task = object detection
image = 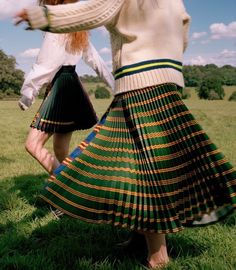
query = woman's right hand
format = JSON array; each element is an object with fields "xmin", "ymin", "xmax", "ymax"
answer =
[
  {"xmin": 14, "ymin": 9, "xmax": 29, "ymax": 26},
  {"xmin": 18, "ymin": 95, "xmax": 34, "ymax": 111}
]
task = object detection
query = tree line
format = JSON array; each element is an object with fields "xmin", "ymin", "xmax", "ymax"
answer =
[{"xmin": 0, "ymin": 49, "xmax": 236, "ymax": 99}]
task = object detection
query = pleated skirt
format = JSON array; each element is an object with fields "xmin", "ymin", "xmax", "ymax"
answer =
[
  {"xmin": 40, "ymin": 83, "xmax": 236, "ymax": 233},
  {"xmin": 31, "ymin": 66, "xmax": 98, "ymax": 133}
]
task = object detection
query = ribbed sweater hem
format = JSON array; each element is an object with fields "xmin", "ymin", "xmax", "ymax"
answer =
[{"xmin": 114, "ymin": 68, "xmax": 185, "ymax": 95}]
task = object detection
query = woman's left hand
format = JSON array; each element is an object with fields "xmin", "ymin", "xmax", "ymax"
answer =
[{"xmin": 14, "ymin": 10, "xmax": 29, "ymax": 25}]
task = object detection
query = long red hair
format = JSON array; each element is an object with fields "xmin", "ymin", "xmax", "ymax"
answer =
[{"xmin": 39, "ymin": 0, "xmax": 89, "ymax": 54}]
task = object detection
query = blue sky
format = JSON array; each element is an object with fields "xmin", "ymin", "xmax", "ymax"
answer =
[{"xmin": 0, "ymin": 0, "xmax": 236, "ymax": 76}]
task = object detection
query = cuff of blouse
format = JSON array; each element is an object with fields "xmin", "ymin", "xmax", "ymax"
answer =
[{"xmin": 27, "ymin": 6, "xmax": 50, "ymax": 31}]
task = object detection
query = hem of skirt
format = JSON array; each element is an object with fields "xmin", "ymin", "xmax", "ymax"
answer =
[
  {"xmin": 30, "ymin": 121, "xmax": 97, "ymax": 133},
  {"xmin": 39, "ymin": 194, "xmax": 235, "ymax": 234},
  {"xmin": 39, "ymin": 195, "xmax": 184, "ymax": 234}
]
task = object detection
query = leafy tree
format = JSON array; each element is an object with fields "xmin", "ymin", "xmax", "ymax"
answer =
[
  {"xmin": 80, "ymin": 75, "xmax": 103, "ymax": 83},
  {"xmin": 0, "ymin": 49, "xmax": 24, "ymax": 95},
  {"xmin": 183, "ymin": 64, "xmax": 236, "ymax": 87},
  {"xmin": 94, "ymin": 85, "xmax": 111, "ymax": 99},
  {"xmin": 197, "ymin": 75, "xmax": 225, "ymax": 100}
]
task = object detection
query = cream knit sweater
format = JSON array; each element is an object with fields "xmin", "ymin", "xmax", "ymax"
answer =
[{"xmin": 27, "ymin": 0, "xmax": 191, "ymax": 94}]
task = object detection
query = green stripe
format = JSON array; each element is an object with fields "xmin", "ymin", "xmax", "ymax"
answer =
[{"xmin": 41, "ymin": 83, "xmax": 236, "ymax": 233}]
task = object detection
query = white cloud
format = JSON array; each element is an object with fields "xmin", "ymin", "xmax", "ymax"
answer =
[
  {"xmin": 0, "ymin": 0, "xmax": 37, "ymax": 20},
  {"xmin": 200, "ymin": 40, "xmax": 210, "ymax": 45},
  {"xmin": 218, "ymin": 49, "xmax": 236, "ymax": 59},
  {"xmin": 99, "ymin": 47, "xmax": 111, "ymax": 54},
  {"xmin": 19, "ymin": 48, "xmax": 40, "ymax": 58},
  {"xmin": 187, "ymin": 56, "xmax": 206, "ymax": 66},
  {"xmin": 185, "ymin": 49, "xmax": 236, "ymax": 67},
  {"xmin": 191, "ymin": 32, "xmax": 207, "ymax": 40},
  {"xmin": 210, "ymin": 21, "xmax": 236, "ymax": 39}
]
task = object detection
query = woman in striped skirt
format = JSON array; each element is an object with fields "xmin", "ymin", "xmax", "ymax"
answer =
[
  {"xmin": 18, "ymin": 0, "xmax": 114, "ymax": 174},
  {"xmin": 16, "ymin": 0, "xmax": 236, "ymax": 268}
]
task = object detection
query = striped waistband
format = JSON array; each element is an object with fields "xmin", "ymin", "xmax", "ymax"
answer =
[{"xmin": 114, "ymin": 59, "xmax": 182, "ymax": 80}]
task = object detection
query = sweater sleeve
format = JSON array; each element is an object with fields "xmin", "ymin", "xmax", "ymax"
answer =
[
  {"xmin": 27, "ymin": 0, "xmax": 125, "ymax": 33},
  {"xmin": 82, "ymin": 41, "xmax": 115, "ymax": 92},
  {"xmin": 179, "ymin": 0, "xmax": 191, "ymax": 52},
  {"xmin": 20, "ymin": 33, "xmax": 66, "ymax": 108}
]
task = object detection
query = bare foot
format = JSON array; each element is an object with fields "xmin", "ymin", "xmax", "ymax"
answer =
[
  {"xmin": 144, "ymin": 233, "xmax": 169, "ymax": 269},
  {"xmin": 147, "ymin": 258, "xmax": 169, "ymax": 269}
]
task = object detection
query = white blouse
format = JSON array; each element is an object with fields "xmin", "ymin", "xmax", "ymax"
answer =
[{"xmin": 20, "ymin": 32, "xmax": 114, "ymax": 108}]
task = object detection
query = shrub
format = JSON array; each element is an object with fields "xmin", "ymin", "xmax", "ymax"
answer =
[
  {"xmin": 197, "ymin": 75, "xmax": 225, "ymax": 100},
  {"xmin": 228, "ymin": 91, "xmax": 236, "ymax": 102},
  {"xmin": 208, "ymin": 90, "xmax": 221, "ymax": 100},
  {"xmin": 94, "ymin": 86, "xmax": 111, "ymax": 99}
]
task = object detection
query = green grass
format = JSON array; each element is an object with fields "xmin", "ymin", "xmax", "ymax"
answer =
[{"xmin": 0, "ymin": 87, "xmax": 236, "ymax": 270}]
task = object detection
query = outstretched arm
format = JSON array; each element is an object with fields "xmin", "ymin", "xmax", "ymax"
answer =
[
  {"xmin": 15, "ymin": 0, "xmax": 124, "ymax": 33},
  {"xmin": 83, "ymin": 41, "xmax": 114, "ymax": 92}
]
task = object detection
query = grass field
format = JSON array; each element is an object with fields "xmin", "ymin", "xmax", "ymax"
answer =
[{"xmin": 0, "ymin": 86, "xmax": 236, "ymax": 270}]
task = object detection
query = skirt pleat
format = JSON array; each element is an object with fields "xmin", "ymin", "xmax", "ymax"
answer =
[
  {"xmin": 31, "ymin": 66, "xmax": 98, "ymax": 133},
  {"xmin": 40, "ymin": 83, "xmax": 236, "ymax": 233}
]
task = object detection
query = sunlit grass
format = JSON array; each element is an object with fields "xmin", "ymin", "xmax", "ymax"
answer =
[{"xmin": 0, "ymin": 86, "xmax": 235, "ymax": 270}]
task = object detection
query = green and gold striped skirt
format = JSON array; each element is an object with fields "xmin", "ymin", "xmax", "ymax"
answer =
[
  {"xmin": 31, "ymin": 65, "xmax": 98, "ymax": 133},
  {"xmin": 40, "ymin": 83, "xmax": 236, "ymax": 233}
]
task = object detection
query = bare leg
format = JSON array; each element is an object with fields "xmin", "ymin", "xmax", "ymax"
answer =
[
  {"xmin": 25, "ymin": 128, "xmax": 60, "ymax": 173},
  {"xmin": 144, "ymin": 233, "xmax": 169, "ymax": 269},
  {"xmin": 53, "ymin": 132, "xmax": 73, "ymax": 163}
]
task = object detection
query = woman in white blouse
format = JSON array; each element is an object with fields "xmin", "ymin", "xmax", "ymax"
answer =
[{"xmin": 19, "ymin": 0, "xmax": 114, "ymax": 174}]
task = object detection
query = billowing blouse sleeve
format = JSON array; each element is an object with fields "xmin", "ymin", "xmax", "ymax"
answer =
[
  {"xmin": 20, "ymin": 33, "xmax": 66, "ymax": 108},
  {"xmin": 26, "ymin": 0, "xmax": 125, "ymax": 33},
  {"xmin": 82, "ymin": 41, "xmax": 114, "ymax": 92}
]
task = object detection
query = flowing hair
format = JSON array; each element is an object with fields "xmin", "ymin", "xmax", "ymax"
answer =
[{"xmin": 39, "ymin": 0, "xmax": 89, "ymax": 54}]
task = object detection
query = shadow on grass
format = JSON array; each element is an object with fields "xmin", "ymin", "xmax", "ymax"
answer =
[
  {"xmin": 10, "ymin": 173, "xmax": 48, "ymax": 205},
  {"xmin": 221, "ymin": 212, "xmax": 236, "ymax": 227},
  {"xmin": 167, "ymin": 233, "xmax": 209, "ymax": 259},
  {"xmin": 0, "ymin": 174, "xmax": 212, "ymax": 270}
]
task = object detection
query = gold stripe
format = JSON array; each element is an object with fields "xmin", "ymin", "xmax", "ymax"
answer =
[
  {"xmin": 227, "ymin": 178, "xmax": 236, "ymax": 186},
  {"xmin": 99, "ymin": 120, "xmax": 199, "ymax": 140},
  {"xmin": 115, "ymin": 61, "xmax": 182, "ymax": 78},
  {"xmin": 106, "ymin": 110, "xmax": 190, "ymax": 125},
  {"xmin": 82, "ymin": 147, "xmax": 221, "ymax": 166},
  {"xmin": 65, "ymin": 157, "xmax": 232, "ymax": 186},
  {"xmin": 74, "ymin": 154, "xmax": 221, "ymax": 176},
  {"xmin": 40, "ymin": 195, "xmax": 183, "ymax": 234},
  {"xmin": 40, "ymin": 119, "xmax": 74, "ymax": 125},
  {"xmin": 112, "ymin": 90, "xmax": 180, "ymax": 111},
  {"xmin": 108, "ymin": 100, "xmax": 186, "ymax": 122},
  {"xmin": 116, "ymin": 83, "xmax": 178, "ymax": 99},
  {"xmin": 45, "ymin": 187, "xmax": 179, "ymax": 223},
  {"xmin": 50, "ymin": 177, "xmax": 234, "ymax": 217},
  {"xmin": 102, "ymin": 119, "xmax": 198, "ymax": 134},
  {"xmin": 91, "ymin": 130, "xmax": 207, "ymax": 152},
  {"xmin": 50, "ymin": 165, "xmax": 235, "ymax": 199},
  {"xmin": 49, "ymin": 178, "xmax": 176, "ymax": 211}
]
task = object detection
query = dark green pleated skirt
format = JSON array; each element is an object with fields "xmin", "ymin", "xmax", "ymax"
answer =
[
  {"xmin": 40, "ymin": 83, "xmax": 236, "ymax": 233},
  {"xmin": 31, "ymin": 65, "xmax": 98, "ymax": 133}
]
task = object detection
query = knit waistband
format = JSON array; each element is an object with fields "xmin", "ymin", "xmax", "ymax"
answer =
[{"xmin": 114, "ymin": 59, "xmax": 182, "ymax": 80}]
